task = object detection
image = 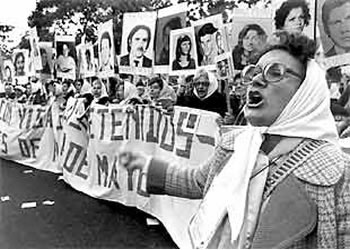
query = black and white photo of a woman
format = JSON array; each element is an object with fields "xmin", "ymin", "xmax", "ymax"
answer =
[{"xmin": 172, "ymin": 35, "xmax": 196, "ymax": 70}]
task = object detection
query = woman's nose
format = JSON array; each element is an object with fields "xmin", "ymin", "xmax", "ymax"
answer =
[{"xmin": 250, "ymin": 75, "xmax": 266, "ymax": 88}]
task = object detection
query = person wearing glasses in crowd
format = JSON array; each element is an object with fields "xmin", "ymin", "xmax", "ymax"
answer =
[
  {"xmin": 274, "ymin": 0, "xmax": 311, "ymax": 34},
  {"xmin": 175, "ymin": 68, "xmax": 227, "ymax": 118},
  {"xmin": 119, "ymin": 31, "xmax": 350, "ymax": 248}
]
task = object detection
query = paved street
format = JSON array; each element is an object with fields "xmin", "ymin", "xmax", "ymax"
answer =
[{"xmin": 0, "ymin": 158, "xmax": 177, "ymax": 248}]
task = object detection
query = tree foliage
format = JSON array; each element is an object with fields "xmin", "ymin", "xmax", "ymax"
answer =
[{"xmin": 28, "ymin": 0, "xmax": 269, "ymax": 52}]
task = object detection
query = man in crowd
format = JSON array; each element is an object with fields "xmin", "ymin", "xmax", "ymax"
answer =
[
  {"xmin": 322, "ymin": 0, "xmax": 350, "ymax": 57},
  {"xmin": 120, "ymin": 25, "xmax": 152, "ymax": 68}
]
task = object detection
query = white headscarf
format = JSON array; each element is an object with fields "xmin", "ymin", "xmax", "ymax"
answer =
[
  {"xmin": 91, "ymin": 80, "xmax": 108, "ymax": 102},
  {"xmin": 267, "ymin": 59, "xmax": 338, "ymax": 144},
  {"xmin": 119, "ymin": 80, "xmax": 139, "ymax": 105},
  {"xmin": 189, "ymin": 60, "xmax": 339, "ymax": 248},
  {"xmin": 193, "ymin": 70, "xmax": 218, "ymax": 100}
]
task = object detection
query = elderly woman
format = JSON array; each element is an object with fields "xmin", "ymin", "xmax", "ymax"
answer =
[
  {"xmin": 177, "ymin": 68, "xmax": 227, "ymax": 118},
  {"xmin": 120, "ymin": 31, "xmax": 350, "ymax": 248},
  {"xmin": 232, "ymin": 24, "xmax": 267, "ymax": 70},
  {"xmin": 113, "ymin": 80, "xmax": 142, "ymax": 105},
  {"xmin": 148, "ymin": 77, "xmax": 177, "ymax": 111},
  {"xmin": 91, "ymin": 77, "xmax": 109, "ymax": 105},
  {"xmin": 274, "ymin": 0, "xmax": 311, "ymax": 34}
]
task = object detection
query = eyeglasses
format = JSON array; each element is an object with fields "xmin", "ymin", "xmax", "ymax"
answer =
[
  {"xmin": 241, "ymin": 62, "xmax": 303, "ymax": 86},
  {"xmin": 194, "ymin": 81, "xmax": 210, "ymax": 87}
]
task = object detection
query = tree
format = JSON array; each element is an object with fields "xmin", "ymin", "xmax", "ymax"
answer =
[{"xmin": 28, "ymin": 0, "xmax": 270, "ymax": 52}]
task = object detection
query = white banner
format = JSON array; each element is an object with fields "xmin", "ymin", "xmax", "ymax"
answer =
[{"xmin": 0, "ymin": 97, "xmax": 221, "ymax": 248}]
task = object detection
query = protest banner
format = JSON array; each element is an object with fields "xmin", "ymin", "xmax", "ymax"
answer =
[
  {"xmin": 0, "ymin": 98, "xmax": 61, "ymax": 173},
  {"xmin": 59, "ymin": 101, "xmax": 220, "ymax": 248},
  {"xmin": 0, "ymin": 95, "xmax": 222, "ymax": 248}
]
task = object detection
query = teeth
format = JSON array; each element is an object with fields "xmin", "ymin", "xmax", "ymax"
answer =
[{"xmin": 248, "ymin": 91, "xmax": 263, "ymax": 106}]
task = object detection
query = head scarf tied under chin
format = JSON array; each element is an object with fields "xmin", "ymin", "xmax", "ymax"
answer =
[
  {"xmin": 267, "ymin": 59, "xmax": 338, "ymax": 144},
  {"xmin": 189, "ymin": 60, "xmax": 339, "ymax": 248},
  {"xmin": 193, "ymin": 71, "xmax": 218, "ymax": 100}
]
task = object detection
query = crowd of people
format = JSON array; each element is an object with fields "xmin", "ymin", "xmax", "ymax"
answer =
[{"xmin": 1, "ymin": 0, "xmax": 350, "ymax": 248}]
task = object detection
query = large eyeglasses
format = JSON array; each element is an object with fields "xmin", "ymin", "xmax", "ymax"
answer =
[
  {"xmin": 193, "ymin": 81, "xmax": 210, "ymax": 87},
  {"xmin": 241, "ymin": 62, "xmax": 303, "ymax": 86}
]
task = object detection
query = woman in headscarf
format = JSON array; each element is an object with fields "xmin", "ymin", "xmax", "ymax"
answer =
[
  {"xmin": 148, "ymin": 76, "xmax": 177, "ymax": 111},
  {"xmin": 114, "ymin": 80, "xmax": 142, "ymax": 105},
  {"xmin": 177, "ymin": 68, "xmax": 227, "ymax": 118},
  {"xmin": 120, "ymin": 31, "xmax": 350, "ymax": 248},
  {"xmin": 91, "ymin": 77, "xmax": 109, "ymax": 105}
]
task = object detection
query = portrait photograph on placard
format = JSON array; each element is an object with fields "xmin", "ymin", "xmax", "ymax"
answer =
[
  {"xmin": 29, "ymin": 35, "xmax": 42, "ymax": 71},
  {"xmin": 216, "ymin": 52, "xmax": 234, "ymax": 80},
  {"xmin": 154, "ymin": 3, "xmax": 187, "ymax": 72},
  {"xmin": 13, "ymin": 49, "xmax": 29, "ymax": 78},
  {"xmin": 119, "ymin": 11, "xmax": 157, "ymax": 76},
  {"xmin": 193, "ymin": 15, "xmax": 224, "ymax": 69},
  {"xmin": 271, "ymin": 0, "xmax": 316, "ymax": 39},
  {"xmin": 2, "ymin": 59, "xmax": 14, "ymax": 83},
  {"xmin": 98, "ymin": 19, "xmax": 115, "ymax": 77},
  {"xmin": 169, "ymin": 27, "xmax": 197, "ymax": 75},
  {"xmin": 79, "ymin": 43, "xmax": 96, "ymax": 78},
  {"xmin": 39, "ymin": 42, "xmax": 53, "ymax": 77},
  {"xmin": 226, "ymin": 9, "xmax": 273, "ymax": 71},
  {"xmin": 55, "ymin": 36, "xmax": 77, "ymax": 80},
  {"xmin": 317, "ymin": 0, "xmax": 350, "ymax": 68}
]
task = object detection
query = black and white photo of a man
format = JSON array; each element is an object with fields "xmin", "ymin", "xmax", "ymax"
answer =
[{"xmin": 120, "ymin": 25, "xmax": 152, "ymax": 68}]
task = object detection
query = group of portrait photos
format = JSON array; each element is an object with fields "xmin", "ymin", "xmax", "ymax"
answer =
[{"xmin": 1, "ymin": 0, "xmax": 349, "ymax": 84}]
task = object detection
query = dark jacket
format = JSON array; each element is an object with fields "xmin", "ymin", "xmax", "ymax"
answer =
[
  {"xmin": 177, "ymin": 90, "xmax": 227, "ymax": 117},
  {"xmin": 120, "ymin": 54, "xmax": 152, "ymax": 68}
]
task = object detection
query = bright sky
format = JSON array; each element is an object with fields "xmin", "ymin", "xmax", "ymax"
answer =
[{"xmin": 0, "ymin": 0, "xmax": 37, "ymax": 28}]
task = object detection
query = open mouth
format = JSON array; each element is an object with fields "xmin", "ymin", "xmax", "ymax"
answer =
[{"xmin": 247, "ymin": 91, "xmax": 263, "ymax": 108}]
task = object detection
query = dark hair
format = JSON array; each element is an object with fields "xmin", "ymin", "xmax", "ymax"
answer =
[
  {"xmin": 258, "ymin": 31, "xmax": 316, "ymax": 78},
  {"xmin": 162, "ymin": 17, "xmax": 182, "ymax": 33},
  {"xmin": 85, "ymin": 49, "xmax": 91, "ymax": 60},
  {"xmin": 14, "ymin": 52, "xmax": 25, "ymax": 74},
  {"xmin": 100, "ymin": 31, "xmax": 112, "ymax": 51},
  {"xmin": 274, "ymin": 0, "xmax": 311, "ymax": 30},
  {"xmin": 149, "ymin": 77, "xmax": 164, "ymax": 90},
  {"xmin": 40, "ymin": 48, "xmax": 47, "ymax": 55},
  {"xmin": 237, "ymin": 24, "xmax": 266, "ymax": 48},
  {"xmin": 198, "ymin": 23, "xmax": 218, "ymax": 38},
  {"xmin": 127, "ymin": 25, "xmax": 151, "ymax": 52},
  {"xmin": 175, "ymin": 35, "xmax": 192, "ymax": 61},
  {"xmin": 136, "ymin": 79, "xmax": 145, "ymax": 87},
  {"xmin": 322, "ymin": 0, "xmax": 349, "ymax": 36},
  {"xmin": 14, "ymin": 52, "xmax": 25, "ymax": 66}
]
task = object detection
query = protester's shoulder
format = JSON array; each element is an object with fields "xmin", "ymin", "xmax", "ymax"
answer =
[
  {"xmin": 293, "ymin": 140, "xmax": 348, "ymax": 186},
  {"xmin": 217, "ymin": 130, "xmax": 237, "ymax": 151}
]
